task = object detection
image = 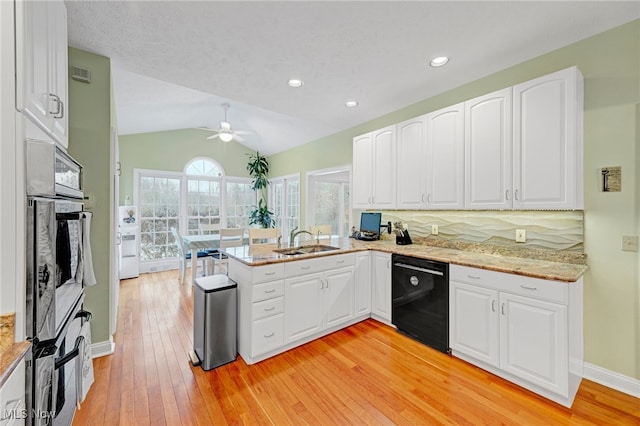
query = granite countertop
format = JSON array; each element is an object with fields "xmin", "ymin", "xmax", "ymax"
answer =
[{"xmin": 223, "ymin": 237, "xmax": 587, "ymax": 283}]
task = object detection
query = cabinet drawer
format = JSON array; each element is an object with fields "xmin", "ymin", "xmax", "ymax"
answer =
[
  {"xmin": 450, "ymin": 265, "xmax": 568, "ymax": 304},
  {"xmin": 251, "ymin": 263, "xmax": 285, "ymax": 284},
  {"xmin": 252, "ymin": 280, "xmax": 284, "ymax": 303},
  {"xmin": 285, "ymin": 253, "xmax": 355, "ymax": 277},
  {"xmin": 251, "ymin": 314, "xmax": 284, "ymax": 357},
  {"xmin": 252, "ymin": 296, "xmax": 284, "ymax": 321}
]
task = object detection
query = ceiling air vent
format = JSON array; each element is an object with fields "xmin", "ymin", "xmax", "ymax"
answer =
[{"xmin": 71, "ymin": 66, "xmax": 91, "ymax": 83}]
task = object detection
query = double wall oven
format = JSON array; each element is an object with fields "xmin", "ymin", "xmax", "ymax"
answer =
[{"xmin": 26, "ymin": 139, "xmax": 91, "ymax": 426}]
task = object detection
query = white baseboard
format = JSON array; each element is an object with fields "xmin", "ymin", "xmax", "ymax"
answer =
[
  {"xmin": 583, "ymin": 362, "xmax": 640, "ymax": 398},
  {"xmin": 91, "ymin": 338, "xmax": 115, "ymax": 359}
]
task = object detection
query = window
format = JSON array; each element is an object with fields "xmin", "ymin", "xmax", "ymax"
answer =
[
  {"xmin": 138, "ymin": 173, "xmax": 181, "ymax": 261},
  {"xmin": 185, "ymin": 158, "xmax": 223, "ymax": 234},
  {"xmin": 226, "ymin": 178, "xmax": 255, "ymax": 229},
  {"xmin": 306, "ymin": 167, "xmax": 351, "ymax": 238},
  {"xmin": 270, "ymin": 174, "xmax": 300, "ymax": 241}
]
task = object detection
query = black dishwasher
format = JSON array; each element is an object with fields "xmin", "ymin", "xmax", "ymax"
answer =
[{"xmin": 391, "ymin": 254, "xmax": 449, "ymax": 353}]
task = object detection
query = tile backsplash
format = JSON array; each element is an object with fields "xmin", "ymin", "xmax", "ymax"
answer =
[{"xmin": 379, "ymin": 210, "xmax": 584, "ymax": 252}]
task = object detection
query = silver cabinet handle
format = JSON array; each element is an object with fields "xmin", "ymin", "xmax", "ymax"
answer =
[
  {"xmin": 501, "ymin": 303, "xmax": 505, "ymax": 315},
  {"xmin": 467, "ymin": 274, "xmax": 481, "ymax": 280},
  {"xmin": 515, "ymin": 189, "xmax": 519, "ymax": 201},
  {"xmin": 264, "ymin": 332, "xmax": 274, "ymax": 338},
  {"xmin": 301, "ymin": 266, "xmax": 311, "ymax": 270},
  {"xmin": 505, "ymin": 190, "xmax": 510, "ymax": 201},
  {"xmin": 427, "ymin": 193, "xmax": 432, "ymax": 204},
  {"xmin": 421, "ymin": 194, "xmax": 426, "ymax": 203},
  {"xmin": 325, "ymin": 279, "xmax": 328, "ymax": 289},
  {"xmin": 491, "ymin": 300, "xmax": 496, "ymax": 312},
  {"xmin": 336, "ymin": 260, "xmax": 344, "ymax": 264},
  {"xmin": 264, "ymin": 307, "xmax": 275, "ymax": 312},
  {"xmin": 264, "ymin": 272, "xmax": 276, "ymax": 276},
  {"xmin": 49, "ymin": 93, "xmax": 63, "ymax": 118},
  {"xmin": 264, "ymin": 289, "xmax": 275, "ymax": 294},
  {"xmin": 520, "ymin": 285, "xmax": 537, "ymax": 291}
]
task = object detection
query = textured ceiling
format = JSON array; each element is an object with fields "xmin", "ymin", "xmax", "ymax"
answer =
[{"xmin": 65, "ymin": 1, "xmax": 639, "ymax": 155}]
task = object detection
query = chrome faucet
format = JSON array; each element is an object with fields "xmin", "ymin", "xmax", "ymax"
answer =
[{"xmin": 290, "ymin": 228, "xmax": 313, "ymax": 246}]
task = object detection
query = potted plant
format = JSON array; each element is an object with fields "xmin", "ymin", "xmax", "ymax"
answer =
[{"xmin": 247, "ymin": 151, "xmax": 275, "ymax": 228}]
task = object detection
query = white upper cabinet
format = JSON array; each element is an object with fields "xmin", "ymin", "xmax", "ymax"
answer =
[
  {"xmin": 353, "ymin": 126, "xmax": 396, "ymax": 209},
  {"xmin": 512, "ymin": 67, "xmax": 583, "ymax": 209},
  {"xmin": 464, "ymin": 88, "xmax": 513, "ymax": 210},
  {"xmin": 396, "ymin": 116, "xmax": 427, "ymax": 209},
  {"xmin": 425, "ymin": 103, "xmax": 465, "ymax": 209},
  {"xmin": 16, "ymin": 0, "xmax": 69, "ymax": 148}
]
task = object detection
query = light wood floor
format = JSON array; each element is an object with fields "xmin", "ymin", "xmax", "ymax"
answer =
[{"xmin": 73, "ymin": 270, "xmax": 639, "ymax": 426}]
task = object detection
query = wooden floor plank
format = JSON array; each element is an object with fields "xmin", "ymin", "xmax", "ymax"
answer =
[{"xmin": 73, "ymin": 270, "xmax": 640, "ymax": 426}]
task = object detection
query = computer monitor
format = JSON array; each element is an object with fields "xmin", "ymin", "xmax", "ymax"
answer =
[{"xmin": 360, "ymin": 212, "xmax": 382, "ymax": 235}]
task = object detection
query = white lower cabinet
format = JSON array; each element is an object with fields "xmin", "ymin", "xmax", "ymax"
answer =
[
  {"xmin": 354, "ymin": 252, "xmax": 372, "ymax": 316},
  {"xmin": 449, "ymin": 265, "xmax": 582, "ymax": 407},
  {"xmin": 0, "ymin": 358, "xmax": 26, "ymax": 426},
  {"xmin": 371, "ymin": 251, "xmax": 392, "ymax": 323}
]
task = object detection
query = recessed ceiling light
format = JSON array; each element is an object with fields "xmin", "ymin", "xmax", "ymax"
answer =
[
  {"xmin": 288, "ymin": 79, "xmax": 304, "ymax": 88},
  {"xmin": 345, "ymin": 100, "xmax": 358, "ymax": 108},
  {"xmin": 430, "ymin": 56, "xmax": 449, "ymax": 67}
]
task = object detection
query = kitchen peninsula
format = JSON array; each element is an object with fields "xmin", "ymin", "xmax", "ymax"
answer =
[{"xmin": 223, "ymin": 236, "xmax": 586, "ymax": 407}]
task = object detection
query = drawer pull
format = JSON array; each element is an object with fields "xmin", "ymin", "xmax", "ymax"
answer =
[
  {"xmin": 264, "ymin": 332, "xmax": 275, "ymax": 338},
  {"xmin": 520, "ymin": 285, "xmax": 537, "ymax": 291},
  {"xmin": 264, "ymin": 307, "xmax": 275, "ymax": 312},
  {"xmin": 336, "ymin": 260, "xmax": 345, "ymax": 264},
  {"xmin": 491, "ymin": 300, "xmax": 496, "ymax": 312},
  {"xmin": 467, "ymin": 274, "xmax": 481, "ymax": 280},
  {"xmin": 301, "ymin": 266, "xmax": 311, "ymax": 270},
  {"xmin": 264, "ymin": 289, "xmax": 276, "ymax": 294},
  {"xmin": 264, "ymin": 272, "xmax": 276, "ymax": 276},
  {"xmin": 501, "ymin": 303, "xmax": 505, "ymax": 315}
]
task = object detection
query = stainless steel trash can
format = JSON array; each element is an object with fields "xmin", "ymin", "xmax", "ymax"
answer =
[{"xmin": 193, "ymin": 275, "xmax": 237, "ymax": 370}]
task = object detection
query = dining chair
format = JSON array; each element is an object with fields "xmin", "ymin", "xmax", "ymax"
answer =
[
  {"xmin": 209, "ymin": 228, "xmax": 245, "ymax": 274},
  {"xmin": 198, "ymin": 223, "xmax": 220, "ymax": 254},
  {"xmin": 248, "ymin": 227, "xmax": 280, "ymax": 250},
  {"xmin": 309, "ymin": 225, "xmax": 332, "ymax": 240},
  {"xmin": 170, "ymin": 227, "xmax": 211, "ymax": 284}
]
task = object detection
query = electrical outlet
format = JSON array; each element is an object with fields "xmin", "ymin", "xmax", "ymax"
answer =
[
  {"xmin": 515, "ymin": 229, "xmax": 526, "ymax": 243},
  {"xmin": 431, "ymin": 224, "xmax": 438, "ymax": 235},
  {"xmin": 622, "ymin": 235, "xmax": 638, "ymax": 252}
]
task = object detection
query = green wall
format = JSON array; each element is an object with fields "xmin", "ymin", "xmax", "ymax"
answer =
[
  {"xmin": 118, "ymin": 129, "xmax": 255, "ymax": 204},
  {"xmin": 67, "ymin": 48, "xmax": 112, "ymax": 344},
  {"xmin": 270, "ymin": 20, "xmax": 640, "ymax": 380}
]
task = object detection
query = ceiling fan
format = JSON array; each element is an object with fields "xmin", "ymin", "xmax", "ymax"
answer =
[{"xmin": 198, "ymin": 103, "xmax": 252, "ymax": 142}]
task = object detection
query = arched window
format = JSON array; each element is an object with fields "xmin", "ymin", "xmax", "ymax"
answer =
[
  {"xmin": 184, "ymin": 158, "xmax": 224, "ymax": 234},
  {"xmin": 184, "ymin": 157, "xmax": 225, "ymax": 177}
]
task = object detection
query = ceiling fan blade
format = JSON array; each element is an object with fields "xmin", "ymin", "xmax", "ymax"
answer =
[
  {"xmin": 195, "ymin": 127, "xmax": 215, "ymax": 131},
  {"xmin": 233, "ymin": 134, "xmax": 245, "ymax": 142},
  {"xmin": 234, "ymin": 130, "xmax": 253, "ymax": 135},
  {"xmin": 206, "ymin": 134, "xmax": 220, "ymax": 140}
]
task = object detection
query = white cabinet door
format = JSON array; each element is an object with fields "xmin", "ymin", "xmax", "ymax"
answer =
[
  {"xmin": 284, "ymin": 273, "xmax": 323, "ymax": 343},
  {"xmin": 15, "ymin": 0, "xmax": 68, "ymax": 148},
  {"xmin": 396, "ymin": 116, "xmax": 427, "ymax": 209},
  {"xmin": 449, "ymin": 281, "xmax": 499, "ymax": 367},
  {"xmin": 465, "ymin": 88, "xmax": 512, "ymax": 209},
  {"xmin": 371, "ymin": 251, "xmax": 391, "ymax": 322},
  {"xmin": 499, "ymin": 292, "xmax": 568, "ymax": 396},
  {"xmin": 513, "ymin": 67, "xmax": 582, "ymax": 209},
  {"xmin": 324, "ymin": 267, "xmax": 355, "ymax": 328},
  {"xmin": 425, "ymin": 103, "xmax": 465, "ymax": 209},
  {"xmin": 352, "ymin": 133, "xmax": 374, "ymax": 208},
  {"xmin": 354, "ymin": 252, "xmax": 371, "ymax": 316},
  {"xmin": 372, "ymin": 126, "xmax": 396, "ymax": 208},
  {"xmin": 0, "ymin": 358, "xmax": 26, "ymax": 426}
]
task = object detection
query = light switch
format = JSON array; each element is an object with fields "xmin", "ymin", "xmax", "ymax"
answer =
[
  {"xmin": 431, "ymin": 224, "xmax": 438, "ymax": 235},
  {"xmin": 515, "ymin": 229, "xmax": 526, "ymax": 243},
  {"xmin": 622, "ymin": 235, "xmax": 638, "ymax": 252}
]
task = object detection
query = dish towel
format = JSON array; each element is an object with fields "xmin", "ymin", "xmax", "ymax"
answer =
[
  {"xmin": 76, "ymin": 320, "xmax": 94, "ymax": 404},
  {"xmin": 80, "ymin": 212, "xmax": 97, "ymax": 286}
]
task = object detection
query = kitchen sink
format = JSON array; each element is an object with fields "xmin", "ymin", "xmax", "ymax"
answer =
[{"xmin": 273, "ymin": 245, "xmax": 341, "ymax": 256}]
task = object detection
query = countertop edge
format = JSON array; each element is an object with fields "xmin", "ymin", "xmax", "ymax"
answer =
[
  {"xmin": 0, "ymin": 341, "xmax": 31, "ymax": 387},
  {"xmin": 224, "ymin": 240, "xmax": 587, "ymax": 283}
]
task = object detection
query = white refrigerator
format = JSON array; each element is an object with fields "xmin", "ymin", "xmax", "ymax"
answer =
[{"xmin": 118, "ymin": 205, "xmax": 139, "ymax": 279}]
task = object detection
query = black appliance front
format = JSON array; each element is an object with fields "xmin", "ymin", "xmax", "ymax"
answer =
[{"xmin": 391, "ymin": 255, "xmax": 449, "ymax": 353}]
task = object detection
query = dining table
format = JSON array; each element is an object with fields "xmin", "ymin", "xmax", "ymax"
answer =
[{"xmin": 182, "ymin": 233, "xmax": 248, "ymax": 284}]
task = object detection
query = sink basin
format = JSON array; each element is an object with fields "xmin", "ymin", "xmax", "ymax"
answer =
[{"xmin": 273, "ymin": 245, "xmax": 341, "ymax": 256}]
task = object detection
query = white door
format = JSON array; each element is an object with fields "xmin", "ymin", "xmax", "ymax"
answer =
[
  {"xmin": 513, "ymin": 67, "xmax": 580, "ymax": 209},
  {"xmin": 499, "ymin": 292, "xmax": 568, "ymax": 396},
  {"xmin": 449, "ymin": 281, "xmax": 499, "ymax": 367},
  {"xmin": 284, "ymin": 274, "xmax": 323, "ymax": 342},
  {"xmin": 324, "ymin": 268, "xmax": 355, "ymax": 328},
  {"xmin": 352, "ymin": 133, "xmax": 373, "ymax": 208},
  {"xmin": 371, "ymin": 252, "xmax": 391, "ymax": 322},
  {"xmin": 110, "ymin": 127, "xmax": 120, "ymax": 336},
  {"xmin": 396, "ymin": 116, "xmax": 426, "ymax": 209},
  {"xmin": 465, "ymin": 88, "xmax": 512, "ymax": 209},
  {"xmin": 354, "ymin": 252, "xmax": 371, "ymax": 316},
  {"xmin": 372, "ymin": 126, "xmax": 396, "ymax": 208},
  {"xmin": 426, "ymin": 103, "xmax": 465, "ymax": 209}
]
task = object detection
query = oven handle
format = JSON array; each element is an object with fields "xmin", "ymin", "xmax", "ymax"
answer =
[
  {"xmin": 75, "ymin": 310, "xmax": 92, "ymax": 321},
  {"xmin": 55, "ymin": 335, "xmax": 84, "ymax": 370},
  {"xmin": 393, "ymin": 262, "xmax": 444, "ymax": 276},
  {"xmin": 56, "ymin": 211, "xmax": 84, "ymax": 221}
]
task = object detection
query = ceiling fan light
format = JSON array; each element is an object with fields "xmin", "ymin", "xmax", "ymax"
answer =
[
  {"xmin": 288, "ymin": 79, "xmax": 304, "ymax": 88},
  {"xmin": 219, "ymin": 131, "xmax": 233, "ymax": 142}
]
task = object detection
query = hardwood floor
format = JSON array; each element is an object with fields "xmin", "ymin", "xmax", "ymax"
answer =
[{"xmin": 73, "ymin": 270, "xmax": 639, "ymax": 426}]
